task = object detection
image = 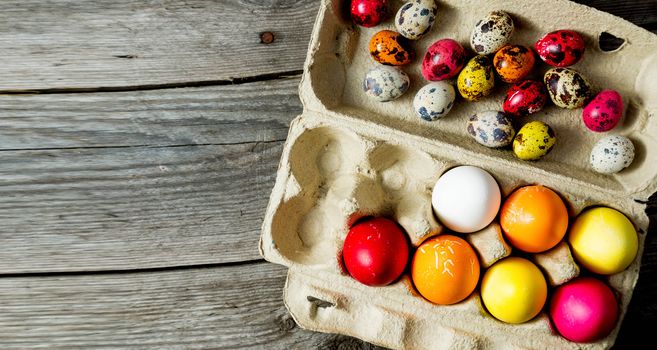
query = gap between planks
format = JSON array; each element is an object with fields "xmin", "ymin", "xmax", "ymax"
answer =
[
  {"xmin": 0, "ymin": 258, "xmax": 265, "ymax": 279},
  {"xmin": 0, "ymin": 70, "xmax": 303, "ymax": 96}
]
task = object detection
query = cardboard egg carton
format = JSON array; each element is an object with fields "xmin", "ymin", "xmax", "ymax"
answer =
[{"xmin": 259, "ymin": 0, "xmax": 657, "ymax": 348}]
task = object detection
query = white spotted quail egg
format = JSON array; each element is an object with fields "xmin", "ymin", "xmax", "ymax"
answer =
[
  {"xmin": 363, "ymin": 66, "xmax": 410, "ymax": 102},
  {"xmin": 413, "ymin": 82, "xmax": 455, "ymax": 121},
  {"xmin": 470, "ymin": 11, "xmax": 514, "ymax": 55},
  {"xmin": 590, "ymin": 135, "xmax": 635, "ymax": 174}
]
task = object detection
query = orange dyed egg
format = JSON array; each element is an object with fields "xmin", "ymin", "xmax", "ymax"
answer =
[
  {"xmin": 411, "ymin": 235, "xmax": 480, "ymax": 305},
  {"xmin": 369, "ymin": 30, "xmax": 414, "ymax": 66},
  {"xmin": 493, "ymin": 45, "xmax": 536, "ymax": 83},
  {"xmin": 500, "ymin": 185, "xmax": 569, "ymax": 253}
]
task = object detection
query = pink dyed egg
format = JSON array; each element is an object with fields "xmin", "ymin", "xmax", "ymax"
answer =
[
  {"xmin": 582, "ymin": 90, "xmax": 624, "ymax": 132},
  {"xmin": 422, "ymin": 39, "xmax": 467, "ymax": 81},
  {"xmin": 549, "ymin": 277, "xmax": 618, "ymax": 343}
]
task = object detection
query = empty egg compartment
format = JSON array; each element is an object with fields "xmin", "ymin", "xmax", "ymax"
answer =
[
  {"xmin": 301, "ymin": 0, "xmax": 657, "ymax": 200},
  {"xmin": 263, "ymin": 117, "xmax": 449, "ymax": 270},
  {"xmin": 261, "ymin": 114, "xmax": 648, "ymax": 349}
]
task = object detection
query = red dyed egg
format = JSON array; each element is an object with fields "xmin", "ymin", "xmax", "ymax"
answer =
[
  {"xmin": 422, "ymin": 39, "xmax": 467, "ymax": 81},
  {"xmin": 582, "ymin": 90, "xmax": 624, "ymax": 132},
  {"xmin": 351, "ymin": 0, "xmax": 388, "ymax": 28},
  {"xmin": 550, "ymin": 277, "xmax": 619, "ymax": 343},
  {"xmin": 503, "ymin": 80, "xmax": 548, "ymax": 117},
  {"xmin": 342, "ymin": 217, "xmax": 409, "ymax": 286},
  {"xmin": 535, "ymin": 30, "xmax": 585, "ymax": 67}
]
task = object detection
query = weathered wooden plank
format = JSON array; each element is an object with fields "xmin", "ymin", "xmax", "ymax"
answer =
[
  {"xmin": 0, "ymin": 262, "xmax": 382, "ymax": 349},
  {"xmin": 579, "ymin": 0, "xmax": 657, "ymax": 31},
  {"xmin": 0, "ymin": 260, "xmax": 651, "ymax": 349},
  {"xmin": 0, "ymin": 77, "xmax": 304, "ymax": 273},
  {"xmin": 0, "ymin": 76, "xmax": 301, "ymax": 150},
  {"xmin": 0, "ymin": 141, "xmax": 283, "ymax": 273},
  {"xmin": 0, "ymin": 0, "xmax": 317, "ymax": 91}
]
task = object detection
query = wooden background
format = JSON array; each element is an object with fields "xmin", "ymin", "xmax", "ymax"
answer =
[{"xmin": 0, "ymin": 0, "xmax": 655, "ymax": 348}]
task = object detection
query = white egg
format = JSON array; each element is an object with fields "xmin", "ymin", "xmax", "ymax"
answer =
[
  {"xmin": 432, "ymin": 165, "xmax": 501, "ymax": 233},
  {"xmin": 413, "ymin": 82, "xmax": 455, "ymax": 121},
  {"xmin": 590, "ymin": 135, "xmax": 635, "ymax": 174}
]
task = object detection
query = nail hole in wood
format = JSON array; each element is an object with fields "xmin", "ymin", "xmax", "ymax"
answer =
[
  {"xmin": 307, "ymin": 296, "xmax": 335, "ymax": 308},
  {"xmin": 260, "ymin": 31, "xmax": 275, "ymax": 44},
  {"xmin": 599, "ymin": 32, "xmax": 626, "ymax": 52}
]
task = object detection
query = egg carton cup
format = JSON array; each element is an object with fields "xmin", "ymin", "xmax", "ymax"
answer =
[{"xmin": 259, "ymin": 0, "xmax": 657, "ymax": 349}]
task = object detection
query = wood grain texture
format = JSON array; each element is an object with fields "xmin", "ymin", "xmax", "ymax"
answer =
[
  {"xmin": 579, "ymin": 0, "xmax": 657, "ymax": 31},
  {"xmin": 0, "ymin": 76, "xmax": 300, "ymax": 150},
  {"xmin": 0, "ymin": 77, "xmax": 301, "ymax": 273},
  {"xmin": 0, "ymin": 262, "xmax": 382, "ymax": 349},
  {"xmin": 0, "ymin": 140, "xmax": 285, "ymax": 273},
  {"xmin": 0, "ymin": 0, "xmax": 316, "ymax": 91}
]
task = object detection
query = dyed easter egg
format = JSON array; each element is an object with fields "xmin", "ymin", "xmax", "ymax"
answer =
[
  {"xmin": 466, "ymin": 110, "xmax": 515, "ymax": 148},
  {"xmin": 544, "ymin": 67, "xmax": 592, "ymax": 109},
  {"xmin": 500, "ymin": 185, "xmax": 569, "ymax": 253},
  {"xmin": 351, "ymin": 0, "xmax": 388, "ymax": 28},
  {"xmin": 535, "ymin": 30, "xmax": 586, "ymax": 67},
  {"xmin": 503, "ymin": 80, "xmax": 548, "ymax": 117},
  {"xmin": 481, "ymin": 257, "xmax": 547, "ymax": 324},
  {"xmin": 412, "ymin": 235, "xmax": 480, "ymax": 305},
  {"xmin": 513, "ymin": 121, "xmax": 556, "ymax": 160},
  {"xmin": 342, "ymin": 217, "xmax": 409, "ymax": 286},
  {"xmin": 458, "ymin": 55, "xmax": 495, "ymax": 101},
  {"xmin": 363, "ymin": 66, "xmax": 410, "ymax": 102},
  {"xmin": 431, "ymin": 165, "xmax": 501, "ymax": 233},
  {"xmin": 413, "ymin": 81, "xmax": 456, "ymax": 121},
  {"xmin": 470, "ymin": 11, "xmax": 514, "ymax": 55},
  {"xmin": 550, "ymin": 277, "xmax": 619, "ymax": 342},
  {"xmin": 582, "ymin": 90, "xmax": 624, "ymax": 132},
  {"xmin": 395, "ymin": 0, "xmax": 439, "ymax": 40},
  {"xmin": 569, "ymin": 207, "xmax": 638, "ymax": 275},
  {"xmin": 493, "ymin": 45, "xmax": 536, "ymax": 83},
  {"xmin": 422, "ymin": 39, "xmax": 467, "ymax": 81},
  {"xmin": 590, "ymin": 135, "xmax": 635, "ymax": 174},
  {"xmin": 369, "ymin": 30, "xmax": 414, "ymax": 66}
]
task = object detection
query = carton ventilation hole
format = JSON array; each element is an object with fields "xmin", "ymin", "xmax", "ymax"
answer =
[
  {"xmin": 307, "ymin": 296, "xmax": 335, "ymax": 308},
  {"xmin": 599, "ymin": 32, "xmax": 626, "ymax": 52}
]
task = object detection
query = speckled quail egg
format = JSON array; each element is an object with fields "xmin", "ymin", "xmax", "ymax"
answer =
[
  {"xmin": 413, "ymin": 82, "xmax": 456, "ymax": 121},
  {"xmin": 513, "ymin": 121, "xmax": 556, "ymax": 160},
  {"xmin": 458, "ymin": 55, "xmax": 495, "ymax": 101},
  {"xmin": 467, "ymin": 111, "xmax": 515, "ymax": 148},
  {"xmin": 544, "ymin": 68, "xmax": 592, "ymax": 109},
  {"xmin": 590, "ymin": 135, "xmax": 635, "ymax": 174},
  {"xmin": 395, "ymin": 0, "xmax": 439, "ymax": 40},
  {"xmin": 363, "ymin": 66, "xmax": 410, "ymax": 102},
  {"xmin": 470, "ymin": 11, "xmax": 514, "ymax": 55}
]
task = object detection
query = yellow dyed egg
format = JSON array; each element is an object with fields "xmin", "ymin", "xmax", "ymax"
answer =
[
  {"xmin": 569, "ymin": 207, "xmax": 638, "ymax": 275},
  {"xmin": 481, "ymin": 257, "xmax": 547, "ymax": 324},
  {"xmin": 457, "ymin": 55, "xmax": 495, "ymax": 101},
  {"xmin": 513, "ymin": 121, "xmax": 556, "ymax": 161}
]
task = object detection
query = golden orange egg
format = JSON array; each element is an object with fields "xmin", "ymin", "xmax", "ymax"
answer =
[
  {"xmin": 500, "ymin": 185, "xmax": 569, "ymax": 253},
  {"xmin": 493, "ymin": 45, "xmax": 536, "ymax": 83},
  {"xmin": 411, "ymin": 235, "xmax": 480, "ymax": 305}
]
